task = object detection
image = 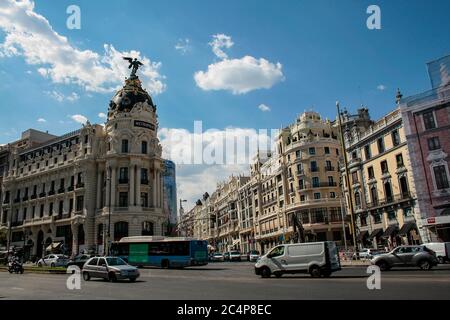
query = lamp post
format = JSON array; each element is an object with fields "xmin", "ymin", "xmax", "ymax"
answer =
[
  {"xmin": 104, "ymin": 168, "xmax": 112, "ymax": 256},
  {"xmin": 336, "ymin": 101, "xmax": 359, "ymax": 255}
]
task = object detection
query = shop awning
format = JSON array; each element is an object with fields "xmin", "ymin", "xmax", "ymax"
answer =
[
  {"xmin": 358, "ymin": 230, "xmax": 368, "ymax": 241},
  {"xmin": 46, "ymin": 242, "xmax": 62, "ymax": 251},
  {"xmin": 398, "ymin": 222, "xmax": 416, "ymax": 236},
  {"xmin": 368, "ymin": 228, "xmax": 383, "ymax": 239},
  {"xmin": 381, "ymin": 225, "xmax": 398, "ymax": 238}
]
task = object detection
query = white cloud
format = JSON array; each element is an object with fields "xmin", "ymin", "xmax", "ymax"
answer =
[
  {"xmin": 159, "ymin": 125, "xmax": 280, "ymax": 208},
  {"xmin": 209, "ymin": 34, "xmax": 233, "ymax": 59},
  {"xmin": 70, "ymin": 114, "xmax": 88, "ymax": 125},
  {"xmin": 0, "ymin": 0, "xmax": 166, "ymax": 94},
  {"xmin": 98, "ymin": 112, "xmax": 107, "ymax": 119},
  {"xmin": 26, "ymin": 70, "xmax": 32, "ymax": 74},
  {"xmin": 44, "ymin": 90, "xmax": 79, "ymax": 102},
  {"xmin": 377, "ymin": 84, "xmax": 387, "ymax": 91},
  {"xmin": 258, "ymin": 104, "xmax": 271, "ymax": 112},
  {"xmin": 194, "ymin": 56, "xmax": 284, "ymax": 94},
  {"xmin": 175, "ymin": 38, "xmax": 191, "ymax": 55},
  {"xmin": 37, "ymin": 118, "xmax": 46, "ymax": 123}
]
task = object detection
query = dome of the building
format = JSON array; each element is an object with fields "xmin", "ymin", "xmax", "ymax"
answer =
[{"xmin": 109, "ymin": 76, "xmax": 155, "ymax": 113}]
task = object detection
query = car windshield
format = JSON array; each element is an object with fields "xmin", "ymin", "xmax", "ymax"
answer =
[
  {"xmin": 106, "ymin": 257, "xmax": 127, "ymax": 266},
  {"xmin": 230, "ymin": 251, "xmax": 240, "ymax": 255},
  {"xmin": 214, "ymin": 253, "xmax": 222, "ymax": 256}
]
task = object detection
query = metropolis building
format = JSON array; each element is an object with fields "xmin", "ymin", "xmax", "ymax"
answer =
[{"xmin": 0, "ymin": 72, "xmax": 167, "ymax": 260}]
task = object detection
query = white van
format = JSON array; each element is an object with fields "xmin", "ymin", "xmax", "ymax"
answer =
[
  {"xmin": 254, "ymin": 241, "xmax": 341, "ymax": 278},
  {"xmin": 423, "ymin": 242, "xmax": 450, "ymax": 264}
]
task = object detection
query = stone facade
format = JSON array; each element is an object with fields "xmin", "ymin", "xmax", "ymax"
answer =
[{"xmin": 0, "ymin": 76, "xmax": 166, "ymax": 259}]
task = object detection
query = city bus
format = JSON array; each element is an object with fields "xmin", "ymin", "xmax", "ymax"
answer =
[{"xmin": 110, "ymin": 236, "xmax": 208, "ymax": 268}]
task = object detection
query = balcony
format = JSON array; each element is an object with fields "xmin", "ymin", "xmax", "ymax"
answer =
[
  {"xmin": 11, "ymin": 220, "xmax": 23, "ymax": 227},
  {"xmin": 76, "ymin": 183, "xmax": 84, "ymax": 189},
  {"xmin": 22, "ymin": 196, "xmax": 29, "ymax": 202},
  {"xmin": 3, "ymin": 199, "xmax": 10, "ymax": 204},
  {"xmin": 58, "ymin": 188, "xmax": 65, "ymax": 194},
  {"xmin": 118, "ymin": 178, "xmax": 129, "ymax": 184},
  {"xmin": 296, "ymin": 170, "xmax": 305, "ymax": 176},
  {"xmin": 309, "ymin": 167, "xmax": 319, "ymax": 173},
  {"xmin": 366, "ymin": 192, "xmax": 412, "ymax": 209},
  {"xmin": 68, "ymin": 185, "xmax": 74, "ymax": 191},
  {"xmin": 39, "ymin": 192, "xmax": 46, "ymax": 198},
  {"xmin": 13, "ymin": 198, "xmax": 20, "ymax": 203},
  {"xmin": 48, "ymin": 190, "xmax": 55, "ymax": 196},
  {"xmin": 311, "ymin": 182, "xmax": 337, "ymax": 188},
  {"xmin": 30, "ymin": 194, "xmax": 37, "ymax": 200}
]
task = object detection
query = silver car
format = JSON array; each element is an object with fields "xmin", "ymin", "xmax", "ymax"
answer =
[
  {"xmin": 37, "ymin": 254, "xmax": 69, "ymax": 267},
  {"xmin": 82, "ymin": 257, "xmax": 140, "ymax": 282},
  {"xmin": 371, "ymin": 245, "xmax": 438, "ymax": 271}
]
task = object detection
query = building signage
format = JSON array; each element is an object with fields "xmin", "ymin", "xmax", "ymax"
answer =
[
  {"xmin": 427, "ymin": 217, "xmax": 436, "ymax": 224},
  {"xmin": 134, "ymin": 120, "xmax": 155, "ymax": 130}
]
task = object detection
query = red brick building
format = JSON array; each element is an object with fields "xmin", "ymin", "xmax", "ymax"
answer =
[{"xmin": 400, "ymin": 55, "xmax": 450, "ymax": 242}]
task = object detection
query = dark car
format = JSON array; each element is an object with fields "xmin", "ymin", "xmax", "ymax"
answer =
[
  {"xmin": 223, "ymin": 252, "xmax": 230, "ymax": 261},
  {"xmin": 371, "ymin": 245, "xmax": 438, "ymax": 271},
  {"xmin": 67, "ymin": 254, "xmax": 96, "ymax": 269}
]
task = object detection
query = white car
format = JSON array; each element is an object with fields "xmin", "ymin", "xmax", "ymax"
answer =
[
  {"xmin": 37, "ymin": 254, "xmax": 70, "ymax": 267},
  {"xmin": 353, "ymin": 248, "xmax": 381, "ymax": 260},
  {"xmin": 423, "ymin": 242, "xmax": 450, "ymax": 264},
  {"xmin": 248, "ymin": 250, "xmax": 261, "ymax": 262}
]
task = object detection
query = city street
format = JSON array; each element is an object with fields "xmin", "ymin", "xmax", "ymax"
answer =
[{"xmin": 1, "ymin": 262, "xmax": 449, "ymax": 300}]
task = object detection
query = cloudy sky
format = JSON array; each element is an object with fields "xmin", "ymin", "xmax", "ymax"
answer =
[{"xmin": 1, "ymin": 0, "xmax": 449, "ymax": 210}]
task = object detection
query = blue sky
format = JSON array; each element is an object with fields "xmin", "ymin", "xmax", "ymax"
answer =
[{"xmin": 0, "ymin": 0, "xmax": 449, "ymax": 207}]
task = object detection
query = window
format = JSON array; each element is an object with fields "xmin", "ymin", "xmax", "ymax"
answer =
[
  {"xmin": 370, "ymin": 187, "xmax": 378, "ymax": 205},
  {"xmin": 119, "ymin": 167, "xmax": 129, "ymax": 183},
  {"xmin": 58, "ymin": 201, "xmax": 63, "ymax": 216},
  {"xmin": 114, "ymin": 221, "xmax": 129, "ymax": 241},
  {"xmin": 312, "ymin": 177, "xmax": 319, "ymax": 188},
  {"xmin": 314, "ymin": 193, "xmax": 321, "ymax": 200},
  {"xmin": 325, "ymin": 160, "xmax": 332, "ymax": 171},
  {"xmin": 310, "ymin": 161, "xmax": 318, "ymax": 172},
  {"xmin": 309, "ymin": 147, "xmax": 315, "ymax": 155},
  {"xmin": 368, "ymin": 166, "xmax": 375, "ymax": 179},
  {"xmin": 328, "ymin": 176, "xmax": 334, "ymax": 186},
  {"xmin": 121, "ymin": 139, "xmax": 129, "ymax": 153},
  {"xmin": 119, "ymin": 192, "xmax": 128, "ymax": 207},
  {"xmin": 388, "ymin": 210, "xmax": 396, "ymax": 221},
  {"xmin": 295, "ymin": 150, "xmax": 301, "ymax": 159},
  {"xmin": 300, "ymin": 195, "xmax": 306, "ymax": 202},
  {"xmin": 97, "ymin": 224, "xmax": 104, "ymax": 244},
  {"xmin": 69, "ymin": 198, "xmax": 74, "ymax": 213},
  {"xmin": 141, "ymin": 192, "xmax": 149, "ymax": 207},
  {"xmin": 391, "ymin": 130, "xmax": 400, "ymax": 146},
  {"xmin": 88, "ymin": 258, "xmax": 98, "ymax": 266},
  {"xmin": 396, "ymin": 154, "xmax": 404, "ymax": 168},
  {"xmin": 377, "ymin": 138, "xmax": 385, "ymax": 154},
  {"xmin": 351, "ymin": 172, "xmax": 358, "ymax": 184},
  {"xmin": 268, "ymin": 246, "xmax": 284, "ymax": 258},
  {"xmin": 324, "ymin": 147, "xmax": 330, "ymax": 154},
  {"xmin": 433, "ymin": 165, "xmax": 449, "ymax": 190},
  {"xmin": 373, "ymin": 213, "xmax": 382, "ymax": 224},
  {"xmin": 40, "ymin": 204, "xmax": 44, "ymax": 218},
  {"xmin": 76, "ymin": 196, "xmax": 84, "ymax": 211},
  {"xmin": 330, "ymin": 192, "xmax": 336, "ymax": 198},
  {"xmin": 299, "ymin": 179, "xmax": 304, "ymax": 189},
  {"xmin": 49, "ymin": 202, "xmax": 53, "ymax": 216},
  {"xmin": 355, "ymin": 192, "xmax": 361, "ymax": 207},
  {"xmin": 141, "ymin": 168, "xmax": 148, "ymax": 183},
  {"xmin": 84, "ymin": 135, "xmax": 88, "ymax": 144},
  {"xmin": 381, "ymin": 160, "xmax": 389, "ymax": 174},
  {"xmin": 423, "ymin": 111, "xmax": 436, "ymax": 130},
  {"xmin": 360, "ymin": 214, "xmax": 367, "ymax": 226},
  {"xmin": 141, "ymin": 141, "xmax": 148, "ymax": 154},
  {"xmin": 428, "ymin": 137, "xmax": 441, "ymax": 151},
  {"xmin": 142, "ymin": 221, "xmax": 154, "ymax": 236}
]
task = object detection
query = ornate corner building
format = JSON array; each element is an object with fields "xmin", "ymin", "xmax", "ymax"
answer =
[{"xmin": 0, "ymin": 75, "xmax": 167, "ymax": 260}]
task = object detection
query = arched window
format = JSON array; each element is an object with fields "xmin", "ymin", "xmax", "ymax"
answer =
[
  {"xmin": 114, "ymin": 221, "xmax": 128, "ymax": 241},
  {"xmin": 142, "ymin": 221, "xmax": 154, "ymax": 236}
]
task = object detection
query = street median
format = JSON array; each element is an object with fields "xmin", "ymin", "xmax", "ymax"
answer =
[{"xmin": 0, "ymin": 265, "xmax": 67, "ymax": 274}]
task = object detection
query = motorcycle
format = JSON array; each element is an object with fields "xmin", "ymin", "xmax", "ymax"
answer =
[{"xmin": 8, "ymin": 257, "xmax": 24, "ymax": 274}]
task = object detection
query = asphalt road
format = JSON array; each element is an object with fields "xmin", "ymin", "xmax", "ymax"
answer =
[{"xmin": 0, "ymin": 262, "xmax": 449, "ymax": 300}]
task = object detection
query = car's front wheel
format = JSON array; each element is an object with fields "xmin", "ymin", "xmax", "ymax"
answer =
[
  {"xmin": 376, "ymin": 260, "xmax": 390, "ymax": 271},
  {"xmin": 418, "ymin": 259, "xmax": 432, "ymax": 270},
  {"xmin": 108, "ymin": 272, "xmax": 117, "ymax": 282},
  {"xmin": 309, "ymin": 265, "xmax": 321, "ymax": 278},
  {"xmin": 260, "ymin": 267, "xmax": 271, "ymax": 278},
  {"xmin": 50, "ymin": 263, "xmax": 55, "ymax": 268},
  {"xmin": 82, "ymin": 272, "xmax": 90, "ymax": 281}
]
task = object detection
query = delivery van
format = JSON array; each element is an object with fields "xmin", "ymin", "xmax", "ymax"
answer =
[
  {"xmin": 423, "ymin": 242, "xmax": 450, "ymax": 264},
  {"xmin": 254, "ymin": 241, "xmax": 341, "ymax": 278}
]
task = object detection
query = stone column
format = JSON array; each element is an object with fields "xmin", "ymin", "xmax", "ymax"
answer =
[
  {"xmin": 96, "ymin": 169, "xmax": 102, "ymax": 209},
  {"xmin": 129, "ymin": 164, "xmax": 135, "ymax": 207},
  {"xmin": 152, "ymin": 168, "xmax": 157, "ymax": 208},
  {"xmin": 105, "ymin": 166, "xmax": 111, "ymax": 208},
  {"xmin": 136, "ymin": 165, "xmax": 141, "ymax": 207},
  {"xmin": 111, "ymin": 166, "xmax": 117, "ymax": 208},
  {"xmin": 159, "ymin": 171, "xmax": 163, "ymax": 209}
]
